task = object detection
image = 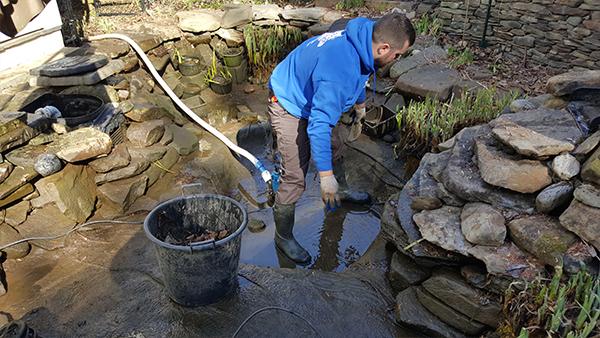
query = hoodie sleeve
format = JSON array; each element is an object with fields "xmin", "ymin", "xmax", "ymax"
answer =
[{"xmin": 307, "ymin": 79, "xmax": 352, "ymax": 172}]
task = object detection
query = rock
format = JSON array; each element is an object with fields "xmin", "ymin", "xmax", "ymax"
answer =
[
  {"xmin": 95, "ymin": 156, "xmax": 150, "ymax": 185},
  {"xmin": 0, "ymin": 111, "xmax": 27, "ymax": 136},
  {"xmin": 389, "ymin": 45, "xmax": 448, "ymax": 79},
  {"xmin": 563, "ymin": 242, "xmax": 598, "ymax": 274},
  {"xmin": 152, "ymin": 94, "xmax": 187, "ymax": 125},
  {"xmin": 221, "ymin": 5, "xmax": 252, "ymax": 29},
  {"xmin": 79, "ymin": 40, "xmax": 130, "ymax": 59},
  {"xmin": 176, "ymin": 10, "xmax": 222, "ymax": 33},
  {"xmin": 167, "ymin": 124, "xmax": 199, "ymax": 156},
  {"xmin": 573, "ymin": 130, "xmax": 600, "ymax": 156},
  {"xmin": 388, "ymin": 250, "xmax": 432, "ymax": 293},
  {"xmin": 461, "ymin": 202, "xmax": 506, "ymax": 246},
  {"xmin": 422, "ymin": 268, "xmax": 504, "ymax": 328},
  {"xmin": 29, "ymin": 60, "xmax": 125, "ymax": 87},
  {"xmin": 34, "ymin": 164, "xmax": 97, "ymax": 223},
  {"xmin": 128, "ymin": 143, "xmax": 168, "ymax": 163},
  {"xmin": 574, "ymin": 183, "xmax": 600, "ymax": 208},
  {"xmin": 97, "ymin": 174, "xmax": 149, "ymax": 215},
  {"xmin": 198, "ymin": 139, "xmax": 212, "ymax": 158},
  {"xmin": 33, "ymin": 152, "xmax": 62, "ymax": 177},
  {"xmin": 0, "ymin": 113, "xmax": 50, "ymax": 153},
  {"xmin": 394, "ymin": 64, "xmax": 460, "ymax": 101},
  {"xmin": 0, "ymin": 223, "xmax": 30, "ymax": 258},
  {"xmin": 252, "ymin": 4, "xmax": 281, "ymax": 20},
  {"xmin": 415, "ymin": 286, "xmax": 487, "ymax": 335},
  {"xmin": 460, "ymin": 265, "xmax": 513, "ymax": 296},
  {"xmin": 247, "ymin": 219, "xmax": 266, "ymax": 233},
  {"xmin": 508, "ymin": 215, "xmax": 578, "ymax": 266},
  {"xmin": 280, "ymin": 8, "xmax": 325, "ymax": 22},
  {"xmin": 491, "ymin": 118, "xmax": 575, "ymax": 158},
  {"xmin": 144, "ymin": 146, "xmax": 179, "ymax": 187},
  {"xmin": 441, "ymin": 126, "xmax": 536, "ymax": 212},
  {"xmin": 552, "ymin": 153, "xmax": 580, "ymax": 180},
  {"xmin": 46, "ymin": 127, "xmax": 112, "ymax": 162},
  {"xmin": 546, "ymin": 69, "xmax": 600, "ymax": 96},
  {"xmin": 0, "ymin": 162, "xmax": 13, "ymax": 184},
  {"xmin": 436, "ymin": 183, "xmax": 466, "ymax": 207},
  {"xmin": 0, "ymin": 184, "xmax": 35, "ymax": 209},
  {"xmin": 491, "ymin": 109, "xmax": 584, "ymax": 147},
  {"xmin": 437, "ymin": 129, "xmax": 463, "ymax": 151},
  {"xmin": 536, "ymin": 181, "xmax": 574, "ymax": 214},
  {"xmin": 475, "ymin": 128, "xmax": 552, "ymax": 194},
  {"xmin": 111, "ymin": 30, "xmax": 162, "ymax": 52},
  {"xmin": 0, "ymin": 165, "xmax": 38, "ymax": 200},
  {"xmin": 4, "ymin": 200, "xmax": 30, "ymax": 226},
  {"xmin": 88, "ymin": 143, "xmax": 131, "ymax": 173},
  {"xmin": 214, "ymin": 28, "xmax": 245, "ymax": 47},
  {"xmin": 137, "ymin": 22, "xmax": 181, "ymax": 42},
  {"xmin": 394, "ymin": 287, "xmax": 467, "ymax": 338},
  {"xmin": 18, "ymin": 205, "xmax": 77, "ymax": 250},
  {"xmin": 510, "ymin": 99, "xmax": 538, "ymax": 112},
  {"xmin": 5, "ymin": 144, "xmax": 45, "ymax": 167},
  {"xmin": 410, "ymin": 196, "xmax": 442, "ymax": 211},
  {"xmin": 413, "ymin": 206, "xmax": 472, "ymax": 256},
  {"xmin": 559, "ymin": 199, "xmax": 600, "ymax": 250},
  {"xmin": 417, "ymin": 153, "xmax": 439, "ymax": 198},
  {"xmin": 124, "ymin": 97, "xmax": 166, "ymax": 122},
  {"xmin": 468, "ymin": 242, "xmax": 546, "ymax": 281},
  {"xmin": 159, "ymin": 127, "xmax": 174, "ymax": 146},
  {"xmin": 126, "ymin": 120, "xmax": 165, "ymax": 148},
  {"xmin": 580, "ymin": 145, "xmax": 600, "ymax": 185}
]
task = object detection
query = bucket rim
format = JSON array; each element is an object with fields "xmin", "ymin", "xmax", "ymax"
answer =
[{"xmin": 143, "ymin": 194, "xmax": 248, "ymax": 252}]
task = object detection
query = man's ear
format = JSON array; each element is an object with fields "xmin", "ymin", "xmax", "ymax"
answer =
[{"xmin": 376, "ymin": 43, "xmax": 391, "ymax": 57}]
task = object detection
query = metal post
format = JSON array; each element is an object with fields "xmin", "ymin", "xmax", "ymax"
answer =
[{"xmin": 479, "ymin": 0, "xmax": 493, "ymax": 48}]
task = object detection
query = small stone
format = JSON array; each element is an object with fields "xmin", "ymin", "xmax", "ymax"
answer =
[
  {"xmin": 51, "ymin": 123, "xmax": 70, "ymax": 134},
  {"xmin": 536, "ymin": 181, "xmax": 574, "ymax": 214},
  {"xmin": 198, "ymin": 139, "xmax": 212, "ymax": 158},
  {"xmin": 118, "ymin": 90, "xmax": 130, "ymax": 100},
  {"xmin": 383, "ymin": 134, "xmax": 395, "ymax": 143},
  {"xmin": 244, "ymin": 85, "xmax": 255, "ymax": 93},
  {"xmin": 247, "ymin": 219, "xmax": 266, "ymax": 233},
  {"xmin": 573, "ymin": 183, "xmax": 600, "ymax": 208},
  {"xmin": 410, "ymin": 196, "xmax": 442, "ymax": 211},
  {"xmin": 552, "ymin": 153, "xmax": 580, "ymax": 180},
  {"xmin": 510, "ymin": 99, "xmax": 537, "ymax": 113},
  {"xmin": 33, "ymin": 152, "xmax": 62, "ymax": 177}
]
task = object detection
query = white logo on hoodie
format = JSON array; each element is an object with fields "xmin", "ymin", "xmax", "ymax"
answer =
[{"xmin": 307, "ymin": 30, "xmax": 344, "ymax": 47}]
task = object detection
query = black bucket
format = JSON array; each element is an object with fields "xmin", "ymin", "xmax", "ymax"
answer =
[{"xmin": 143, "ymin": 194, "xmax": 247, "ymax": 307}]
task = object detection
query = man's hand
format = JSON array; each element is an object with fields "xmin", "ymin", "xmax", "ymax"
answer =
[
  {"xmin": 320, "ymin": 174, "xmax": 340, "ymax": 211},
  {"xmin": 355, "ymin": 106, "xmax": 366, "ymax": 123}
]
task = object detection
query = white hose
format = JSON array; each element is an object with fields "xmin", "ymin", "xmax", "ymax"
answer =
[{"xmin": 86, "ymin": 34, "xmax": 272, "ymax": 185}]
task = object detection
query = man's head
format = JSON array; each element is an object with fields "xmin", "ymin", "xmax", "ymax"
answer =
[{"xmin": 372, "ymin": 13, "xmax": 416, "ymax": 68}]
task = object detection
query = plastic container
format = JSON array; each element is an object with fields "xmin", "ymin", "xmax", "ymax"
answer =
[
  {"xmin": 222, "ymin": 50, "xmax": 244, "ymax": 67},
  {"xmin": 178, "ymin": 56, "xmax": 201, "ymax": 76},
  {"xmin": 363, "ymin": 106, "xmax": 399, "ymax": 138},
  {"xmin": 143, "ymin": 194, "xmax": 248, "ymax": 307},
  {"xmin": 209, "ymin": 76, "xmax": 232, "ymax": 95},
  {"xmin": 180, "ymin": 82, "xmax": 202, "ymax": 100},
  {"xmin": 19, "ymin": 93, "xmax": 104, "ymax": 127}
]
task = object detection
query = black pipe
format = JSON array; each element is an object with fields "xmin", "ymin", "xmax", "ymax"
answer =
[{"xmin": 479, "ymin": 0, "xmax": 493, "ymax": 48}]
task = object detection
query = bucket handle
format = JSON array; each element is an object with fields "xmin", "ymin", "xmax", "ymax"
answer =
[{"xmin": 189, "ymin": 238, "xmax": 216, "ymax": 252}]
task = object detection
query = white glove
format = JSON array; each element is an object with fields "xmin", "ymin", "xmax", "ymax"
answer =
[
  {"xmin": 355, "ymin": 106, "xmax": 366, "ymax": 122},
  {"xmin": 320, "ymin": 175, "xmax": 340, "ymax": 211}
]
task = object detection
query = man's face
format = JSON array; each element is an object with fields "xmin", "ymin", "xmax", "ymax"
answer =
[{"xmin": 373, "ymin": 40, "xmax": 410, "ymax": 68}]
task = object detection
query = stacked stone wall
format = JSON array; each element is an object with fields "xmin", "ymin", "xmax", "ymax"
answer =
[{"xmin": 436, "ymin": 0, "xmax": 600, "ymax": 70}]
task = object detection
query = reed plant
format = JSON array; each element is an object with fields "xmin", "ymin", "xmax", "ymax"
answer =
[
  {"xmin": 243, "ymin": 24, "xmax": 302, "ymax": 82},
  {"xmin": 413, "ymin": 14, "xmax": 443, "ymax": 37},
  {"xmin": 504, "ymin": 262, "xmax": 599, "ymax": 338},
  {"xmin": 396, "ymin": 86, "xmax": 515, "ymax": 154}
]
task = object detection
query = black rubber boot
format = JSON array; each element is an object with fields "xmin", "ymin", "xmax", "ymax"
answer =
[
  {"xmin": 333, "ymin": 161, "xmax": 372, "ymax": 205},
  {"xmin": 273, "ymin": 202, "xmax": 311, "ymax": 264}
]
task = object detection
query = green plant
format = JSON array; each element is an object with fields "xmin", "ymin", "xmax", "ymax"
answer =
[
  {"xmin": 335, "ymin": 0, "xmax": 364, "ymax": 10},
  {"xmin": 204, "ymin": 50, "xmax": 231, "ymax": 85},
  {"xmin": 449, "ymin": 48, "xmax": 474, "ymax": 68},
  {"xmin": 243, "ymin": 24, "xmax": 302, "ymax": 82},
  {"xmin": 488, "ymin": 57, "xmax": 507, "ymax": 74},
  {"xmin": 413, "ymin": 15, "xmax": 443, "ymax": 37},
  {"xmin": 396, "ymin": 85, "xmax": 515, "ymax": 154},
  {"xmin": 504, "ymin": 262, "xmax": 600, "ymax": 338},
  {"xmin": 381, "ymin": 0, "xmax": 385, "ymax": 11},
  {"xmin": 97, "ymin": 17, "xmax": 116, "ymax": 34}
]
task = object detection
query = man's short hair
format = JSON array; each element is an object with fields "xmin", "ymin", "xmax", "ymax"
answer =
[{"xmin": 372, "ymin": 13, "xmax": 416, "ymax": 50}]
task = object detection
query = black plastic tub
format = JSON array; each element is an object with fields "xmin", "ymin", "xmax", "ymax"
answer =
[
  {"xmin": 143, "ymin": 194, "xmax": 247, "ymax": 307},
  {"xmin": 20, "ymin": 93, "xmax": 104, "ymax": 127}
]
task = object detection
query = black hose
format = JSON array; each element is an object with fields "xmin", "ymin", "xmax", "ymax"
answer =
[
  {"xmin": 232, "ymin": 307, "xmax": 324, "ymax": 338},
  {"xmin": 0, "ymin": 320, "xmax": 37, "ymax": 338}
]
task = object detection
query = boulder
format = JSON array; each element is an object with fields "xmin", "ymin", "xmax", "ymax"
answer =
[
  {"xmin": 508, "ymin": 215, "xmax": 578, "ymax": 266},
  {"xmin": 252, "ymin": 4, "xmax": 281, "ymax": 20},
  {"xmin": 573, "ymin": 130, "xmax": 600, "ymax": 156},
  {"xmin": 468, "ymin": 242, "xmax": 546, "ymax": 281},
  {"xmin": 394, "ymin": 64, "xmax": 460, "ymax": 101},
  {"xmin": 126, "ymin": 120, "xmax": 165, "ymax": 148},
  {"xmin": 124, "ymin": 97, "xmax": 166, "ymax": 122},
  {"xmin": 168, "ymin": 124, "xmax": 199, "ymax": 156},
  {"xmin": 552, "ymin": 153, "xmax": 580, "ymax": 180},
  {"xmin": 413, "ymin": 206, "xmax": 472, "ymax": 256},
  {"xmin": 220, "ymin": 5, "xmax": 252, "ymax": 29},
  {"xmin": 461, "ymin": 202, "xmax": 506, "ymax": 246},
  {"xmin": 559, "ymin": 199, "xmax": 600, "ymax": 250},
  {"xmin": 389, "ymin": 45, "xmax": 448, "ymax": 79},
  {"xmin": 4, "ymin": 200, "xmax": 30, "ymax": 226},
  {"xmin": 46, "ymin": 127, "xmax": 112, "ymax": 163},
  {"xmin": 388, "ymin": 250, "xmax": 432, "ymax": 292},
  {"xmin": 535, "ymin": 181, "xmax": 574, "ymax": 214},
  {"xmin": 176, "ymin": 10, "xmax": 222, "ymax": 33},
  {"xmin": 0, "ymin": 223, "xmax": 30, "ymax": 258},
  {"xmin": 546, "ymin": 69, "xmax": 600, "ymax": 96},
  {"xmin": 88, "ymin": 143, "xmax": 131, "ymax": 173},
  {"xmin": 573, "ymin": 183, "xmax": 600, "ymax": 208},
  {"xmin": 97, "ymin": 174, "xmax": 149, "ymax": 215},
  {"xmin": 475, "ymin": 128, "xmax": 552, "ymax": 194},
  {"xmin": 18, "ymin": 205, "xmax": 77, "ymax": 250}
]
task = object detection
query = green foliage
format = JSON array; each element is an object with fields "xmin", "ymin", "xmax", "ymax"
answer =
[
  {"xmin": 243, "ymin": 24, "xmax": 302, "ymax": 82},
  {"xmin": 204, "ymin": 50, "xmax": 231, "ymax": 85},
  {"xmin": 396, "ymin": 86, "xmax": 515, "ymax": 153},
  {"xmin": 97, "ymin": 17, "xmax": 116, "ymax": 34},
  {"xmin": 335, "ymin": 0, "xmax": 364, "ymax": 10},
  {"xmin": 489, "ymin": 57, "xmax": 507, "ymax": 73},
  {"xmin": 413, "ymin": 15, "xmax": 443, "ymax": 37},
  {"xmin": 449, "ymin": 47, "xmax": 474, "ymax": 67},
  {"xmin": 504, "ymin": 262, "xmax": 600, "ymax": 338}
]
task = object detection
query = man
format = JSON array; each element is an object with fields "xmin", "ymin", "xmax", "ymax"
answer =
[{"xmin": 268, "ymin": 13, "xmax": 415, "ymax": 264}]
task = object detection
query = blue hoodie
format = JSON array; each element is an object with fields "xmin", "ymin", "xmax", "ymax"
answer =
[{"xmin": 269, "ymin": 17, "xmax": 375, "ymax": 172}]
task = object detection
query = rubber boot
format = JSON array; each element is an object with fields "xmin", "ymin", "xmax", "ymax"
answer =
[
  {"xmin": 333, "ymin": 161, "xmax": 372, "ymax": 205},
  {"xmin": 273, "ymin": 202, "xmax": 311, "ymax": 264}
]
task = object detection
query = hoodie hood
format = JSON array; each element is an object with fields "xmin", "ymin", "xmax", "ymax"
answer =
[{"xmin": 345, "ymin": 17, "xmax": 375, "ymax": 74}]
